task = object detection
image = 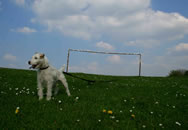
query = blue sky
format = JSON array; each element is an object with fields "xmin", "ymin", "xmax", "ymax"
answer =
[{"xmin": 0, "ymin": 0, "xmax": 188, "ymax": 76}]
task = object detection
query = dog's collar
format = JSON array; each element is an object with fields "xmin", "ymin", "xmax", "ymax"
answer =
[{"xmin": 39, "ymin": 66, "xmax": 49, "ymax": 70}]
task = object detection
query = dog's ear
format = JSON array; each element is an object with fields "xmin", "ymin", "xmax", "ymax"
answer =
[{"xmin": 40, "ymin": 53, "xmax": 45, "ymax": 59}]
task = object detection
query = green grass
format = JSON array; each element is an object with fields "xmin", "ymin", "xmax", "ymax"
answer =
[{"xmin": 0, "ymin": 68, "xmax": 188, "ymax": 129}]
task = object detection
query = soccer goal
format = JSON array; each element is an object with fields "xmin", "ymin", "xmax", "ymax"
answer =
[{"xmin": 66, "ymin": 49, "xmax": 142, "ymax": 76}]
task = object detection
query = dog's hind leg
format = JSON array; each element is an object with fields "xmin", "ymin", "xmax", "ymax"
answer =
[
  {"xmin": 59, "ymin": 75, "xmax": 71, "ymax": 96},
  {"xmin": 54, "ymin": 84, "xmax": 59, "ymax": 96}
]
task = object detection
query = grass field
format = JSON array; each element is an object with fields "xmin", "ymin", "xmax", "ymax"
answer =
[{"xmin": 0, "ymin": 68, "xmax": 188, "ymax": 129}]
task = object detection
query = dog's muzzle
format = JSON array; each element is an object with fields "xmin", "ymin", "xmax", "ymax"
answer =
[{"xmin": 28, "ymin": 61, "xmax": 37, "ymax": 69}]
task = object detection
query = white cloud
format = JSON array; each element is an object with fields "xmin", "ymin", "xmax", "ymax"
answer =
[
  {"xmin": 3, "ymin": 54, "xmax": 17, "ymax": 62},
  {"xmin": 155, "ymin": 55, "xmax": 188, "ymax": 74},
  {"xmin": 96, "ymin": 41, "xmax": 115, "ymax": 51},
  {"xmin": 175, "ymin": 43, "xmax": 188, "ymax": 51},
  {"xmin": 11, "ymin": 27, "xmax": 37, "ymax": 33},
  {"xmin": 30, "ymin": 18, "xmax": 36, "ymax": 23},
  {"xmin": 126, "ymin": 39, "xmax": 160, "ymax": 48},
  {"xmin": 13, "ymin": 0, "xmax": 25, "ymax": 6},
  {"xmin": 30, "ymin": 0, "xmax": 188, "ymax": 46},
  {"xmin": 87, "ymin": 62, "xmax": 98, "ymax": 72},
  {"xmin": 0, "ymin": 1, "xmax": 3, "ymax": 11},
  {"xmin": 69, "ymin": 62, "xmax": 99, "ymax": 74},
  {"xmin": 107, "ymin": 55, "xmax": 121, "ymax": 64},
  {"xmin": 142, "ymin": 45, "xmax": 188, "ymax": 76},
  {"xmin": 69, "ymin": 60, "xmax": 139, "ymax": 76},
  {"xmin": 8, "ymin": 64, "xmax": 17, "ymax": 68},
  {"xmin": 167, "ymin": 43, "xmax": 188, "ymax": 56}
]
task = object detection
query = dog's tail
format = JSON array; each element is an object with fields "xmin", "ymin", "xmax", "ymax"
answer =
[{"xmin": 59, "ymin": 64, "xmax": 66, "ymax": 72}]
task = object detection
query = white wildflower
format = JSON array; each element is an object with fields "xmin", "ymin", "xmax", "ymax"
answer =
[
  {"xmin": 142, "ymin": 125, "xmax": 146, "ymax": 128},
  {"xmin": 110, "ymin": 116, "xmax": 115, "ymax": 119},
  {"xmin": 155, "ymin": 101, "xmax": 159, "ymax": 104},
  {"xmin": 175, "ymin": 121, "xmax": 181, "ymax": 126}
]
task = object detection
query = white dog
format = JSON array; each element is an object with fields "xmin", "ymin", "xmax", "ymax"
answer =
[{"xmin": 28, "ymin": 52, "xmax": 71, "ymax": 101}]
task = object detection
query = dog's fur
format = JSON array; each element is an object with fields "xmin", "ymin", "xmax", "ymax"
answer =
[{"xmin": 28, "ymin": 53, "xmax": 71, "ymax": 101}]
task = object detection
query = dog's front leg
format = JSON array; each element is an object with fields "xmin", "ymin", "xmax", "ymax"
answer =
[
  {"xmin": 37, "ymin": 80, "xmax": 43, "ymax": 100},
  {"xmin": 46, "ymin": 81, "xmax": 53, "ymax": 101}
]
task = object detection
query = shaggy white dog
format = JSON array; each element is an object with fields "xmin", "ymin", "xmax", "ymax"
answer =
[{"xmin": 28, "ymin": 53, "xmax": 71, "ymax": 101}]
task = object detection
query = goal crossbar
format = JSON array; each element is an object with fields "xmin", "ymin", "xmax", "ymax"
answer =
[{"xmin": 66, "ymin": 49, "xmax": 142, "ymax": 76}]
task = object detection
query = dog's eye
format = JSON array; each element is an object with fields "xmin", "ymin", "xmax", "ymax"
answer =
[{"xmin": 34, "ymin": 57, "xmax": 38, "ymax": 59}]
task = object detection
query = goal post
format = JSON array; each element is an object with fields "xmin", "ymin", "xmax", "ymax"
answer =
[{"xmin": 66, "ymin": 49, "xmax": 142, "ymax": 76}]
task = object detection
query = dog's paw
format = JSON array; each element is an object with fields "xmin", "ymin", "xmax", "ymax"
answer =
[
  {"xmin": 46, "ymin": 97, "xmax": 51, "ymax": 101},
  {"xmin": 39, "ymin": 97, "xmax": 43, "ymax": 100}
]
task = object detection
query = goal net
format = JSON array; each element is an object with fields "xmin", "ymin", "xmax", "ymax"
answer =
[{"xmin": 66, "ymin": 49, "xmax": 142, "ymax": 76}]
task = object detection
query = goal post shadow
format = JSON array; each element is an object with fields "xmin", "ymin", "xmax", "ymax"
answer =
[{"xmin": 66, "ymin": 49, "xmax": 142, "ymax": 76}]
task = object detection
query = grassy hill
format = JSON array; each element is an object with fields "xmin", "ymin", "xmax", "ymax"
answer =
[{"xmin": 0, "ymin": 68, "xmax": 187, "ymax": 129}]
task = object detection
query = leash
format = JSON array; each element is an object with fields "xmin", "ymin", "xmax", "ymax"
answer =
[
  {"xmin": 63, "ymin": 72, "xmax": 96, "ymax": 83},
  {"xmin": 63, "ymin": 72, "xmax": 115, "ymax": 84}
]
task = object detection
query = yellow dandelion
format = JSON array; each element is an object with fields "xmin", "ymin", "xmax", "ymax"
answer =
[
  {"xmin": 108, "ymin": 110, "xmax": 113, "ymax": 114},
  {"xmin": 131, "ymin": 114, "xmax": 135, "ymax": 118},
  {"xmin": 15, "ymin": 109, "xmax": 19, "ymax": 114},
  {"xmin": 103, "ymin": 109, "xmax": 106, "ymax": 113}
]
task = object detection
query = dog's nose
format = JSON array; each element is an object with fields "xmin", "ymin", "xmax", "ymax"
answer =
[{"xmin": 28, "ymin": 61, "xmax": 31, "ymax": 65}]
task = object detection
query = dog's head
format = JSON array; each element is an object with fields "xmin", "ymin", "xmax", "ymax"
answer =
[{"xmin": 28, "ymin": 53, "xmax": 47, "ymax": 69}]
